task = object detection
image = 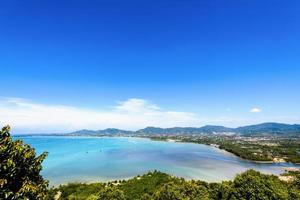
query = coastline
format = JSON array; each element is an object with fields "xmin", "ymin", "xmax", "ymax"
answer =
[
  {"xmin": 17, "ymin": 134, "xmax": 300, "ymax": 165},
  {"xmin": 18, "ymin": 135, "xmax": 299, "ymax": 187},
  {"xmin": 146, "ymin": 137, "xmax": 295, "ymax": 165}
]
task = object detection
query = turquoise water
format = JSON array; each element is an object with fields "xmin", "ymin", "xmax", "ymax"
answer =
[{"xmin": 17, "ymin": 136, "xmax": 298, "ymax": 186}]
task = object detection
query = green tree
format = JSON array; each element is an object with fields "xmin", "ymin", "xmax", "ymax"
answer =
[
  {"xmin": 0, "ymin": 126, "xmax": 48, "ymax": 199},
  {"xmin": 291, "ymin": 174, "xmax": 300, "ymax": 189},
  {"xmin": 289, "ymin": 174, "xmax": 300, "ymax": 200},
  {"xmin": 231, "ymin": 169, "xmax": 289, "ymax": 200},
  {"xmin": 153, "ymin": 181, "xmax": 209, "ymax": 200},
  {"xmin": 288, "ymin": 187, "xmax": 300, "ymax": 200},
  {"xmin": 98, "ymin": 187, "xmax": 125, "ymax": 200},
  {"xmin": 153, "ymin": 182, "xmax": 187, "ymax": 200},
  {"xmin": 139, "ymin": 193, "xmax": 152, "ymax": 200},
  {"xmin": 208, "ymin": 181, "xmax": 234, "ymax": 200},
  {"xmin": 182, "ymin": 182, "xmax": 209, "ymax": 200}
]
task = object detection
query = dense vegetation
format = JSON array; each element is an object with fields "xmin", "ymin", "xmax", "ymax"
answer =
[
  {"xmin": 48, "ymin": 170, "xmax": 300, "ymax": 200},
  {"xmin": 0, "ymin": 126, "xmax": 49, "ymax": 199},
  {"xmin": 186, "ymin": 136, "xmax": 300, "ymax": 163},
  {"xmin": 147, "ymin": 135, "xmax": 300, "ymax": 163}
]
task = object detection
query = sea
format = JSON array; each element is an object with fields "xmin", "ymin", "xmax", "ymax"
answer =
[{"xmin": 15, "ymin": 136, "xmax": 298, "ymax": 186}]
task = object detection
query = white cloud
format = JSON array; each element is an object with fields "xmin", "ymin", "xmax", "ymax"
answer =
[
  {"xmin": 0, "ymin": 98, "xmax": 200, "ymax": 133},
  {"xmin": 116, "ymin": 98, "xmax": 160, "ymax": 113},
  {"xmin": 250, "ymin": 107, "xmax": 262, "ymax": 113},
  {"xmin": 1, "ymin": 97, "xmax": 297, "ymax": 133}
]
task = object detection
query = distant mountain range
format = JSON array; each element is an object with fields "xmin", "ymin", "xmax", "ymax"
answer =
[{"xmin": 67, "ymin": 122, "xmax": 300, "ymax": 136}]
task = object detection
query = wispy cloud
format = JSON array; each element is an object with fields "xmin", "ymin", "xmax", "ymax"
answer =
[
  {"xmin": 250, "ymin": 107, "xmax": 262, "ymax": 113},
  {"xmin": 0, "ymin": 98, "xmax": 200, "ymax": 133},
  {"xmin": 0, "ymin": 98, "xmax": 298, "ymax": 133}
]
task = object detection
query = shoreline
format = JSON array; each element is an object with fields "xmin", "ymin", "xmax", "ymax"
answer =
[
  {"xmin": 146, "ymin": 137, "xmax": 295, "ymax": 165},
  {"xmin": 17, "ymin": 134, "xmax": 300, "ymax": 165},
  {"xmin": 21, "ymin": 135, "xmax": 299, "ymax": 188}
]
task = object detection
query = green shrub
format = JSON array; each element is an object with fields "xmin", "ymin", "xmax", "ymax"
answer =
[
  {"xmin": 98, "ymin": 186, "xmax": 125, "ymax": 200},
  {"xmin": 0, "ymin": 125, "xmax": 49, "ymax": 199}
]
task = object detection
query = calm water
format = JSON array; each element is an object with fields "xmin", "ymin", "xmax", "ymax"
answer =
[{"xmin": 16, "ymin": 136, "xmax": 298, "ymax": 185}]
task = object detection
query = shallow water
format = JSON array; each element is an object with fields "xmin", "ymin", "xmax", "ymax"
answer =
[{"xmin": 16, "ymin": 136, "xmax": 298, "ymax": 185}]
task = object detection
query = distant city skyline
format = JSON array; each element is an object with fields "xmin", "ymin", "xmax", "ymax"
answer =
[{"xmin": 0, "ymin": 0, "xmax": 299, "ymax": 133}]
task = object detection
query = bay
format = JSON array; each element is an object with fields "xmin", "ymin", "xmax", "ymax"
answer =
[{"xmin": 16, "ymin": 136, "xmax": 298, "ymax": 186}]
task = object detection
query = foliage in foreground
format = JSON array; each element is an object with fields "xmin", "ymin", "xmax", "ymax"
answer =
[
  {"xmin": 0, "ymin": 125, "xmax": 49, "ymax": 199},
  {"xmin": 48, "ymin": 170, "xmax": 300, "ymax": 200}
]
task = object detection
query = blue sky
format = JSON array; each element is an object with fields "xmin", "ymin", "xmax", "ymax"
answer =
[{"xmin": 0, "ymin": 0, "xmax": 299, "ymax": 133}]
